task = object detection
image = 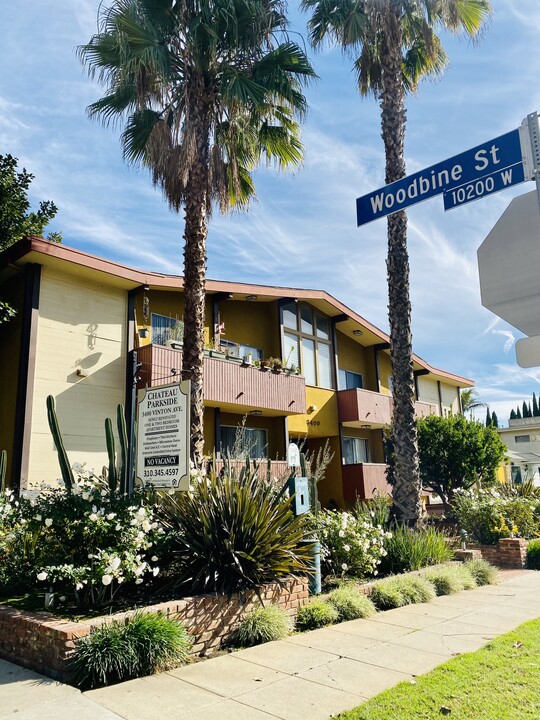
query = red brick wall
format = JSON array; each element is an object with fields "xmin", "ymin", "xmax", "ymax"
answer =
[
  {"xmin": 467, "ymin": 539, "xmax": 529, "ymax": 569},
  {"xmin": 0, "ymin": 577, "xmax": 308, "ymax": 683}
]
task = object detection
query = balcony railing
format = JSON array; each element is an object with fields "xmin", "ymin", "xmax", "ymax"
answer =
[
  {"xmin": 342, "ymin": 463, "xmax": 392, "ymax": 502},
  {"xmin": 136, "ymin": 344, "xmax": 306, "ymax": 415},
  {"xmin": 338, "ymin": 388, "xmax": 438, "ymax": 426},
  {"xmin": 212, "ymin": 458, "xmax": 291, "ymax": 485}
]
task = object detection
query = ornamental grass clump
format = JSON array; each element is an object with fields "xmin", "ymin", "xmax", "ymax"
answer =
[
  {"xmin": 369, "ymin": 575, "xmax": 436, "ymax": 610},
  {"xmin": 423, "ymin": 564, "xmax": 477, "ymax": 596},
  {"xmin": 464, "ymin": 559, "xmax": 499, "ymax": 586},
  {"xmin": 158, "ymin": 467, "xmax": 311, "ymax": 596},
  {"xmin": 378, "ymin": 525, "xmax": 453, "ymax": 575},
  {"xmin": 296, "ymin": 599, "xmax": 339, "ymax": 631},
  {"xmin": 328, "ymin": 585, "xmax": 376, "ymax": 621},
  {"xmin": 230, "ymin": 605, "xmax": 292, "ymax": 647},
  {"xmin": 71, "ymin": 612, "xmax": 191, "ymax": 689}
]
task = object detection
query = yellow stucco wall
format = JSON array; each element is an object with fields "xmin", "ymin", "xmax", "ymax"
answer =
[
  {"xmin": 336, "ymin": 333, "xmax": 377, "ymax": 391},
  {"xmin": 307, "ymin": 436, "xmax": 343, "ymax": 508},
  {"xmin": 288, "ymin": 387, "xmax": 338, "ymax": 439},
  {"xmin": 218, "ymin": 301, "xmax": 280, "ymax": 359},
  {"xmin": 25, "ymin": 267, "xmax": 127, "ymax": 488},
  {"xmin": 377, "ymin": 352, "xmax": 393, "ymax": 395},
  {"xmin": 0, "ymin": 274, "xmax": 24, "ymax": 485}
]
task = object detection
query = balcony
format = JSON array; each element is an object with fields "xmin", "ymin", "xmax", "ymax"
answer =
[
  {"xmin": 212, "ymin": 458, "xmax": 291, "ymax": 484},
  {"xmin": 342, "ymin": 463, "xmax": 392, "ymax": 502},
  {"xmin": 338, "ymin": 388, "xmax": 438, "ymax": 427},
  {"xmin": 136, "ymin": 344, "xmax": 306, "ymax": 415}
]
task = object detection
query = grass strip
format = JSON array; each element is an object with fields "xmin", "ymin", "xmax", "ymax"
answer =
[{"xmin": 338, "ymin": 618, "xmax": 540, "ymax": 720}]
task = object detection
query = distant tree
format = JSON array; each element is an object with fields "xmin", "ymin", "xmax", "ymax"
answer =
[
  {"xmin": 517, "ymin": 407, "xmax": 522, "ymax": 419},
  {"xmin": 461, "ymin": 389, "xmax": 486, "ymax": 417},
  {"xmin": 0, "ymin": 154, "xmax": 62, "ymax": 250},
  {"xmin": 485, "ymin": 407, "xmax": 492, "ymax": 427},
  {"xmin": 529, "ymin": 402, "xmax": 533, "ymax": 418},
  {"xmin": 523, "ymin": 401, "xmax": 529, "ymax": 418},
  {"xmin": 533, "ymin": 393, "xmax": 539, "ymax": 417},
  {"xmin": 491, "ymin": 411, "xmax": 498, "ymax": 428},
  {"xmin": 415, "ymin": 415, "xmax": 506, "ymax": 516},
  {"xmin": 510, "ymin": 409, "xmax": 516, "ymax": 420}
]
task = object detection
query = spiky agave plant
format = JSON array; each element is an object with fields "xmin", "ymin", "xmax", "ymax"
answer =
[{"xmin": 158, "ymin": 467, "xmax": 311, "ymax": 596}]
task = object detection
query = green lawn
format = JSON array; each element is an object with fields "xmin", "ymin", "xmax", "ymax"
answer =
[{"xmin": 339, "ymin": 618, "xmax": 540, "ymax": 720}]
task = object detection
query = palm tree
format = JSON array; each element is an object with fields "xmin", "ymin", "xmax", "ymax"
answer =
[
  {"xmin": 461, "ymin": 388, "xmax": 486, "ymax": 417},
  {"xmin": 302, "ymin": 0, "xmax": 490, "ymax": 524},
  {"xmin": 80, "ymin": 0, "xmax": 315, "ymax": 466}
]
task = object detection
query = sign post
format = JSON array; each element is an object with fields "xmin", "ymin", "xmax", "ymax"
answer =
[{"xmin": 136, "ymin": 381, "xmax": 190, "ymax": 490}]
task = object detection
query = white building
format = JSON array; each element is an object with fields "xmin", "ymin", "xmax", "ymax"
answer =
[{"xmin": 498, "ymin": 417, "xmax": 540, "ymax": 485}]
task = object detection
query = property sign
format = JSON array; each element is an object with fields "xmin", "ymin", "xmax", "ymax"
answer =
[
  {"xmin": 136, "ymin": 381, "xmax": 190, "ymax": 490},
  {"xmin": 356, "ymin": 128, "xmax": 527, "ymax": 226}
]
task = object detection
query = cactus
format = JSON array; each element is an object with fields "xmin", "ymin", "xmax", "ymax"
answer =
[
  {"xmin": 105, "ymin": 417, "xmax": 117, "ymax": 498},
  {"xmin": 116, "ymin": 404, "xmax": 129, "ymax": 495},
  {"xmin": 104, "ymin": 405, "xmax": 131, "ymax": 497},
  {"xmin": 0, "ymin": 449, "xmax": 7, "ymax": 494},
  {"xmin": 46, "ymin": 395, "xmax": 74, "ymax": 493}
]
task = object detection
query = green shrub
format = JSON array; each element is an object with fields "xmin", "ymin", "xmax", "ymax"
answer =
[
  {"xmin": 296, "ymin": 599, "xmax": 339, "ymax": 631},
  {"xmin": 423, "ymin": 564, "xmax": 477, "ymax": 595},
  {"xmin": 71, "ymin": 612, "xmax": 191, "ymax": 689},
  {"xmin": 379, "ymin": 525, "xmax": 454, "ymax": 575},
  {"xmin": 353, "ymin": 493, "xmax": 391, "ymax": 528},
  {"xmin": 231, "ymin": 605, "xmax": 292, "ymax": 647},
  {"xmin": 464, "ymin": 559, "xmax": 499, "ymax": 586},
  {"xmin": 453, "ymin": 489, "xmax": 540, "ymax": 544},
  {"xmin": 328, "ymin": 586, "xmax": 376, "ymax": 621},
  {"xmin": 527, "ymin": 539, "xmax": 540, "ymax": 570},
  {"xmin": 369, "ymin": 575, "xmax": 436, "ymax": 610},
  {"xmin": 158, "ymin": 468, "xmax": 310, "ymax": 596}
]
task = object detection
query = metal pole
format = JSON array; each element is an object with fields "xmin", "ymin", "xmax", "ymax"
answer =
[{"xmin": 527, "ymin": 111, "xmax": 540, "ymax": 207}]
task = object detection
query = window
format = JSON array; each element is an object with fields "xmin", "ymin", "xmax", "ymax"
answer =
[
  {"xmin": 151, "ymin": 314, "xmax": 181, "ymax": 346},
  {"xmin": 339, "ymin": 370, "xmax": 363, "ymax": 391},
  {"xmin": 511, "ymin": 464, "xmax": 523, "ymax": 483},
  {"xmin": 387, "ymin": 376, "xmax": 393, "ymax": 394},
  {"xmin": 220, "ymin": 426, "xmax": 267, "ymax": 458},
  {"xmin": 281, "ymin": 302, "xmax": 334, "ymax": 388},
  {"xmin": 515, "ymin": 435, "xmax": 531, "ymax": 443},
  {"xmin": 343, "ymin": 437, "xmax": 369, "ymax": 465}
]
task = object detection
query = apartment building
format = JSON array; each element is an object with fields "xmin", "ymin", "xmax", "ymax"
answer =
[{"xmin": 0, "ymin": 237, "xmax": 473, "ymax": 506}]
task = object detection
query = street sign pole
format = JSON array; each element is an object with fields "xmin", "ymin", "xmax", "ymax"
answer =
[{"xmin": 526, "ymin": 111, "xmax": 540, "ymax": 207}]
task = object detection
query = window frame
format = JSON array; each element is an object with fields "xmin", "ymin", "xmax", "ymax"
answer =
[
  {"xmin": 281, "ymin": 302, "xmax": 334, "ymax": 389},
  {"xmin": 342, "ymin": 436, "xmax": 370, "ymax": 465},
  {"xmin": 220, "ymin": 425, "xmax": 268, "ymax": 459},
  {"xmin": 339, "ymin": 369, "xmax": 363, "ymax": 391}
]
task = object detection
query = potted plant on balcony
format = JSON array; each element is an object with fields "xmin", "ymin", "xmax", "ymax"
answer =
[
  {"xmin": 266, "ymin": 357, "xmax": 283, "ymax": 373},
  {"xmin": 165, "ymin": 319, "xmax": 184, "ymax": 350}
]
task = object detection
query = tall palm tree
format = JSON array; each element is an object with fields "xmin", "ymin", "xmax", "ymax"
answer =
[
  {"xmin": 302, "ymin": 0, "xmax": 490, "ymax": 524},
  {"xmin": 80, "ymin": 0, "xmax": 315, "ymax": 467}
]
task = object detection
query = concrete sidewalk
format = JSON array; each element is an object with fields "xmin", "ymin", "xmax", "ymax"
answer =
[{"xmin": 2, "ymin": 570, "xmax": 539, "ymax": 720}]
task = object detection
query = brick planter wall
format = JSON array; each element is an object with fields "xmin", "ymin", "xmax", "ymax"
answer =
[
  {"xmin": 0, "ymin": 577, "xmax": 308, "ymax": 683},
  {"xmin": 459, "ymin": 538, "xmax": 529, "ymax": 569}
]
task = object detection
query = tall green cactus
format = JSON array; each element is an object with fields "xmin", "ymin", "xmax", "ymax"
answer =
[
  {"xmin": 105, "ymin": 417, "xmax": 117, "ymax": 498},
  {"xmin": 104, "ymin": 404, "xmax": 131, "ymax": 497},
  {"xmin": 46, "ymin": 395, "xmax": 74, "ymax": 493},
  {"xmin": 116, "ymin": 404, "xmax": 129, "ymax": 495},
  {"xmin": 0, "ymin": 450, "xmax": 7, "ymax": 494}
]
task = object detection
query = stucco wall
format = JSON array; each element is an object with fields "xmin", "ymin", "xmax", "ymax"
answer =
[{"xmin": 25, "ymin": 268, "xmax": 127, "ymax": 488}]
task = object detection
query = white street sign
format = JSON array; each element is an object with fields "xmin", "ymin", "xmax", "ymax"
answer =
[
  {"xmin": 287, "ymin": 442, "xmax": 301, "ymax": 467},
  {"xmin": 136, "ymin": 381, "xmax": 190, "ymax": 490}
]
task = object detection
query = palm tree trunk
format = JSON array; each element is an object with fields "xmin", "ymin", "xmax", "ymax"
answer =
[
  {"xmin": 381, "ymin": 1, "xmax": 422, "ymax": 524},
  {"xmin": 182, "ymin": 95, "xmax": 211, "ymax": 468}
]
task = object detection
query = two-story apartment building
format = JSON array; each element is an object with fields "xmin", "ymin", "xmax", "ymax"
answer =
[
  {"xmin": 0, "ymin": 237, "xmax": 473, "ymax": 506},
  {"xmin": 498, "ymin": 417, "xmax": 540, "ymax": 486}
]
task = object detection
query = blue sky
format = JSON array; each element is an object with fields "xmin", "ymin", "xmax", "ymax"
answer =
[{"xmin": 1, "ymin": 1, "xmax": 539, "ymax": 425}]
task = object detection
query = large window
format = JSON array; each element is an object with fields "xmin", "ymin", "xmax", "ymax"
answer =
[
  {"xmin": 151, "ymin": 313, "xmax": 181, "ymax": 346},
  {"xmin": 282, "ymin": 302, "xmax": 334, "ymax": 388},
  {"xmin": 220, "ymin": 339, "xmax": 262, "ymax": 360},
  {"xmin": 339, "ymin": 370, "xmax": 363, "ymax": 391},
  {"xmin": 343, "ymin": 437, "xmax": 369, "ymax": 465},
  {"xmin": 220, "ymin": 426, "xmax": 267, "ymax": 458},
  {"xmin": 515, "ymin": 435, "xmax": 531, "ymax": 443}
]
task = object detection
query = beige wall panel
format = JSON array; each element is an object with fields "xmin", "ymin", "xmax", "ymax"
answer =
[
  {"xmin": 417, "ymin": 376, "xmax": 440, "ymax": 410},
  {"xmin": 336, "ymin": 333, "xmax": 377, "ymax": 391},
  {"xmin": 25, "ymin": 268, "xmax": 126, "ymax": 488},
  {"xmin": 441, "ymin": 382, "xmax": 460, "ymax": 414}
]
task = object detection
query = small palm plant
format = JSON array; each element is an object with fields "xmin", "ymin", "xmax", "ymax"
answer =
[{"xmin": 158, "ymin": 466, "xmax": 311, "ymax": 596}]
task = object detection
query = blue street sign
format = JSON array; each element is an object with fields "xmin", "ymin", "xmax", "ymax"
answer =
[
  {"xmin": 443, "ymin": 162, "xmax": 526, "ymax": 210},
  {"xmin": 356, "ymin": 129, "xmax": 523, "ymax": 226}
]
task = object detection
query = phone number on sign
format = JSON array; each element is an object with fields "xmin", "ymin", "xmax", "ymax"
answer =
[{"xmin": 143, "ymin": 468, "xmax": 178, "ymax": 478}]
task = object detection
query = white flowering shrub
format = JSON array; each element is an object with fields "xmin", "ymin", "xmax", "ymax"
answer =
[
  {"xmin": 311, "ymin": 510, "xmax": 392, "ymax": 579},
  {"xmin": 0, "ymin": 475, "xmax": 163, "ymax": 607},
  {"xmin": 453, "ymin": 487, "xmax": 540, "ymax": 544}
]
